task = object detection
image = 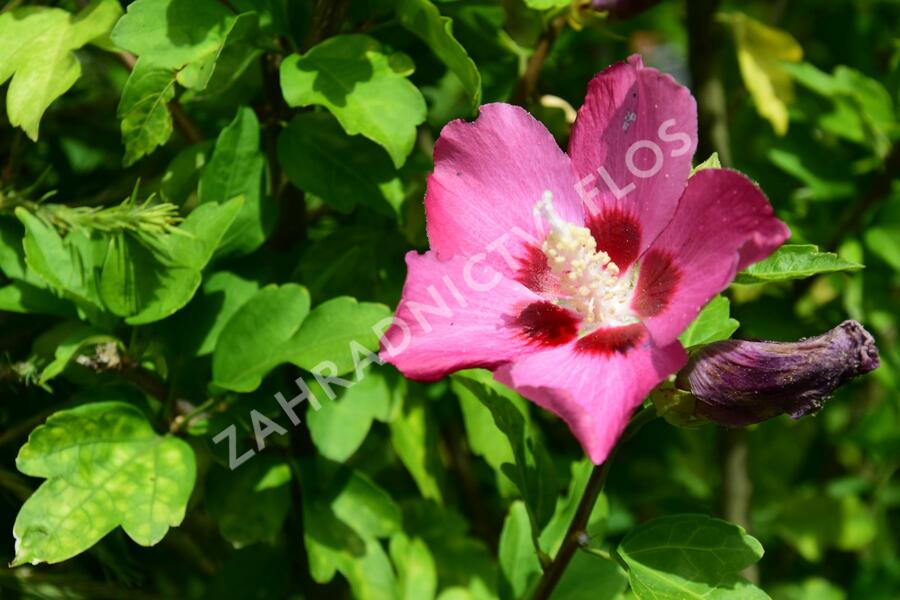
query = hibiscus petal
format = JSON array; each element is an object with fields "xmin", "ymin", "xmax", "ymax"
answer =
[
  {"xmin": 569, "ymin": 54, "xmax": 697, "ymax": 272},
  {"xmin": 380, "ymin": 251, "xmax": 579, "ymax": 381},
  {"xmin": 495, "ymin": 325, "xmax": 687, "ymax": 464},
  {"xmin": 634, "ymin": 168, "xmax": 790, "ymax": 345},
  {"xmin": 426, "ymin": 103, "xmax": 584, "ymax": 282}
]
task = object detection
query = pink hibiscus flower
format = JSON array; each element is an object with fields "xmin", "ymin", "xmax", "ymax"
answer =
[{"xmin": 380, "ymin": 55, "xmax": 790, "ymax": 464}]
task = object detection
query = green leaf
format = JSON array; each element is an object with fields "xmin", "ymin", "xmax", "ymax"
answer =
[
  {"xmin": 198, "ymin": 107, "xmax": 276, "ymax": 256},
  {"xmin": 865, "ymin": 227, "xmax": 900, "ymax": 271},
  {"xmin": 111, "ymin": 0, "xmax": 258, "ymax": 92},
  {"xmin": 330, "ymin": 470, "xmax": 402, "ymax": 539},
  {"xmin": 453, "ymin": 372, "xmax": 557, "ymax": 535},
  {"xmin": 0, "ymin": 217, "xmax": 30, "ymax": 281},
  {"xmin": 0, "ymin": 0, "xmax": 122, "ymax": 140},
  {"xmin": 393, "ymin": 0, "xmax": 482, "ymax": 109},
  {"xmin": 734, "ymin": 244, "xmax": 863, "ymax": 284},
  {"xmin": 308, "ymin": 369, "xmax": 393, "ymax": 463},
  {"xmin": 180, "ymin": 12, "xmax": 263, "ymax": 100},
  {"xmin": 720, "ymin": 12, "xmax": 802, "ymax": 136},
  {"xmin": 539, "ymin": 459, "xmax": 609, "ymax": 556},
  {"xmin": 498, "ymin": 502, "xmax": 541, "ymax": 600},
  {"xmin": 766, "ymin": 144, "xmax": 855, "ymax": 201},
  {"xmin": 12, "ymin": 401, "xmax": 196, "ymax": 566},
  {"xmin": 402, "ymin": 500, "xmax": 499, "ymax": 597},
  {"xmin": 280, "ymin": 34, "xmax": 427, "ymax": 168},
  {"xmin": 163, "ymin": 198, "xmax": 245, "ymax": 271},
  {"xmin": 181, "ymin": 270, "xmax": 262, "ymax": 357},
  {"xmin": 769, "ymin": 577, "xmax": 846, "ymax": 600},
  {"xmin": 390, "ymin": 533, "xmax": 438, "ymax": 600},
  {"xmin": 616, "ymin": 514, "xmax": 768, "ymax": 600},
  {"xmin": 773, "ymin": 493, "xmax": 877, "ymax": 562},
  {"xmin": 206, "ymin": 456, "xmax": 292, "ymax": 548},
  {"xmin": 99, "ymin": 232, "xmax": 195, "ymax": 319},
  {"xmin": 523, "ymin": 0, "xmax": 572, "ymax": 9},
  {"xmin": 98, "ymin": 198, "xmax": 243, "ymax": 324},
  {"xmin": 679, "ymin": 295, "xmax": 740, "ymax": 348},
  {"xmin": 389, "ymin": 388, "xmax": 443, "ymax": 502},
  {"xmin": 452, "ymin": 369, "xmax": 528, "ymax": 497},
  {"xmin": 277, "ymin": 112, "xmax": 405, "ymax": 216},
  {"xmin": 300, "ymin": 463, "xmax": 401, "ymax": 598},
  {"xmin": 117, "ymin": 58, "xmax": 177, "ymax": 167},
  {"xmin": 212, "ymin": 283, "xmax": 311, "ymax": 392},
  {"xmin": 35, "ymin": 322, "xmax": 116, "ymax": 385},
  {"xmin": 16, "ymin": 209, "xmax": 106, "ymax": 318},
  {"xmin": 289, "ymin": 296, "xmax": 392, "ymax": 376},
  {"xmin": 0, "ymin": 281, "xmax": 75, "ymax": 317},
  {"xmin": 551, "ymin": 551, "xmax": 628, "ymax": 600},
  {"xmin": 160, "ymin": 142, "xmax": 213, "ymax": 205},
  {"xmin": 786, "ymin": 62, "xmax": 897, "ymax": 158},
  {"xmin": 691, "ymin": 152, "xmax": 722, "ymax": 175}
]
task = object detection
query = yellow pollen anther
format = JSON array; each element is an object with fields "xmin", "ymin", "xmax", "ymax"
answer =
[{"xmin": 534, "ymin": 191, "xmax": 637, "ymax": 328}]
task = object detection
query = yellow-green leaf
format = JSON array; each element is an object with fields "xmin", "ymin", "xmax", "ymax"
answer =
[
  {"xmin": 0, "ymin": 0, "xmax": 122, "ymax": 140},
  {"xmin": 12, "ymin": 402, "xmax": 196, "ymax": 566},
  {"xmin": 721, "ymin": 12, "xmax": 802, "ymax": 136}
]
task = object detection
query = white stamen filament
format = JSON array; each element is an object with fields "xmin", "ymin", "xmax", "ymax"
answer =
[{"xmin": 535, "ymin": 191, "xmax": 636, "ymax": 328}]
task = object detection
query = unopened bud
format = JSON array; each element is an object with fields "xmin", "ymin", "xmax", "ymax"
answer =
[{"xmin": 675, "ymin": 320, "xmax": 879, "ymax": 426}]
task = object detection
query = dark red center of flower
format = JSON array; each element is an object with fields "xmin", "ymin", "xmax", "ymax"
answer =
[
  {"xmin": 514, "ymin": 301, "xmax": 579, "ymax": 347},
  {"xmin": 587, "ymin": 208, "xmax": 642, "ymax": 272},
  {"xmin": 632, "ymin": 249, "xmax": 680, "ymax": 317},
  {"xmin": 514, "ymin": 243, "xmax": 554, "ymax": 294},
  {"xmin": 575, "ymin": 323, "xmax": 645, "ymax": 355}
]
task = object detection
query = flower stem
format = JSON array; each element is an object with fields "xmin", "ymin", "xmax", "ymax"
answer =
[
  {"xmin": 531, "ymin": 405, "xmax": 657, "ymax": 599},
  {"xmin": 532, "ymin": 453, "xmax": 613, "ymax": 599}
]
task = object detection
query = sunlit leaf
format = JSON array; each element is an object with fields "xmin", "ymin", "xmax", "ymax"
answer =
[
  {"xmin": 212, "ymin": 283, "xmax": 311, "ymax": 392},
  {"xmin": 280, "ymin": 34, "xmax": 427, "ymax": 168},
  {"xmin": 12, "ymin": 402, "xmax": 196, "ymax": 566},
  {"xmin": 617, "ymin": 514, "xmax": 768, "ymax": 599},
  {"xmin": 721, "ymin": 12, "xmax": 802, "ymax": 136},
  {"xmin": 498, "ymin": 501, "xmax": 541, "ymax": 600},
  {"xmin": 198, "ymin": 106, "xmax": 276, "ymax": 256},
  {"xmin": 111, "ymin": 0, "xmax": 258, "ymax": 92},
  {"xmin": 393, "ymin": 0, "xmax": 482, "ymax": 109},
  {"xmin": 679, "ymin": 295, "xmax": 740, "ymax": 348},
  {"xmin": 0, "ymin": 0, "xmax": 122, "ymax": 140},
  {"xmin": 118, "ymin": 58, "xmax": 177, "ymax": 166},
  {"xmin": 734, "ymin": 244, "xmax": 863, "ymax": 284}
]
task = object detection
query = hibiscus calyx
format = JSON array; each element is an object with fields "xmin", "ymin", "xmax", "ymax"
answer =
[{"xmin": 535, "ymin": 191, "xmax": 636, "ymax": 330}]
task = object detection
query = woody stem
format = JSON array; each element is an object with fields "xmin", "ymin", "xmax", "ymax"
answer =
[{"xmin": 531, "ymin": 405, "xmax": 657, "ymax": 599}]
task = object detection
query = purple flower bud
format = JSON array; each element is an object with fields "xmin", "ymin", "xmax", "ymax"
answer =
[
  {"xmin": 676, "ymin": 321, "xmax": 879, "ymax": 426},
  {"xmin": 591, "ymin": 0, "xmax": 662, "ymax": 19}
]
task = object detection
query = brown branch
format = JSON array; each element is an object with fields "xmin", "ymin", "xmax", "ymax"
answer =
[
  {"xmin": 75, "ymin": 342, "xmax": 169, "ymax": 407},
  {"xmin": 306, "ymin": 0, "xmax": 350, "ymax": 49},
  {"xmin": 513, "ymin": 17, "xmax": 566, "ymax": 107}
]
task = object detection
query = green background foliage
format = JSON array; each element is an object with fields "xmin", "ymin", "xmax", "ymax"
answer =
[{"xmin": 0, "ymin": 0, "xmax": 898, "ymax": 598}]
